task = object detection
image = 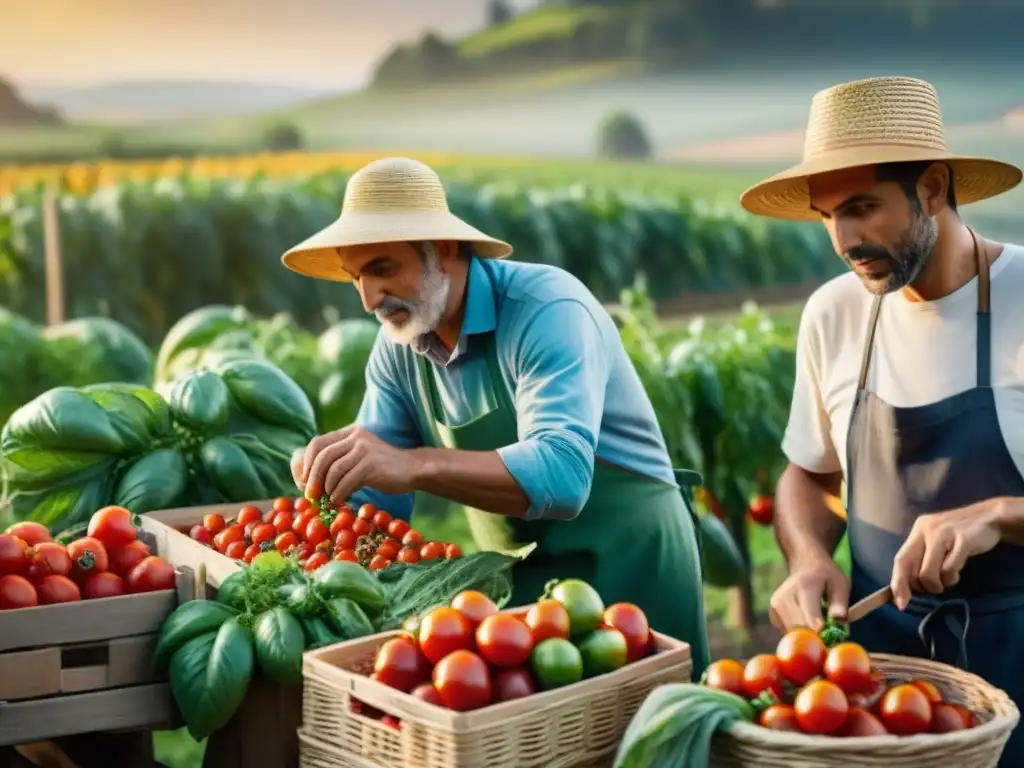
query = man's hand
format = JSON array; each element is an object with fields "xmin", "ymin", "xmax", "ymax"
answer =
[
  {"xmin": 890, "ymin": 500, "xmax": 1002, "ymax": 610},
  {"xmin": 769, "ymin": 553, "xmax": 850, "ymax": 632},
  {"xmin": 290, "ymin": 426, "xmax": 419, "ymax": 507}
]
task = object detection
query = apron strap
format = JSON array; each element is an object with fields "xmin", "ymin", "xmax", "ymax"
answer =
[
  {"xmin": 971, "ymin": 228, "xmax": 992, "ymax": 388},
  {"xmin": 917, "ymin": 598, "xmax": 971, "ymax": 671},
  {"xmin": 857, "ymin": 296, "xmax": 884, "ymax": 390}
]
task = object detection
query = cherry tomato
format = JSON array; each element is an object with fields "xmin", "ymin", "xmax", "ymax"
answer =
[
  {"xmin": 108, "ymin": 540, "xmax": 151, "ymax": 577},
  {"xmin": 376, "ymin": 539, "xmax": 400, "ymax": 561},
  {"xmin": 601, "ymin": 603, "xmax": 650, "ymax": 662},
  {"xmin": 190, "ymin": 524, "xmax": 213, "ymax": 545},
  {"xmin": 305, "ymin": 517, "xmax": 330, "ymax": 547},
  {"xmin": 823, "ymin": 642, "xmax": 873, "ymax": 694},
  {"xmin": 476, "ymin": 614, "xmax": 534, "ymax": 668},
  {"xmin": 214, "ymin": 525, "xmax": 245, "ymax": 554},
  {"xmin": 493, "ymin": 668, "xmax": 537, "ymax": 702},
  {"xmin": 420, "ymin": 541, "xmax": 445, "ymax": 561},
  {"xmin": 374, "ymin": 637, "xmax": 429, "ymax": 692},
  {"xmin": 243, "ymin": 544, "xmax": 262, "ymax": 563},
  {"xmin": 304, "ymin": 552, "xmax": 330, "ymax": 571},
  {"xmin": 65, "ymin": 537, "xmax": 109, "ymax": 581},
  {"xmin": 445, "ymin": 543, "xmax": 463, "ymax": 559},
  {"xmin": 402, "ymin": 530, "xmax": 424, "ymax": 549},
  {"xmin": 432, "ymin": 650, "xmax": 492, "ymax": 711},
  {"xmin": 265, "ymin": 510, "xmax": 290, "ymax": 533},
  {"xmin": 295, "ymin": 541, "xmax": 315, "ymax": 560},
  {"xmin": 703, "ymin": 659, "xmax": 745, "ymax": 696},
  {"xmin": 335, "ymin": 529, "xmax": 358, "ymax": 551},
  {"xmin": 292, "ymin": 510, "xmax": 315, "ymax": 536},
  {"xmin": 742, "ymin": 654, "xmax": 784, "ymax": 698},
  {"xmin": 758, "ymin": 703, "xmax": 800, "ymax": 731},
  {"xmin": 372, "ymin": 510, "xmax": 392, "ymax": 530},
  {"xmin": 410, "ymin": 682, "xmax": 443, "ymax": 706},
  {"xmin": 0, "ymin": 574, "xmax": 38, "ymax": 608},
  {"xmin": 357, "ymin": 504, "xmax": 377, "ymax": 521},
  {"xmin": 836, "ymin": 706, "xmax": 888, "ymax": 737},
  {"xmin": 88, "ymin": 506, "xmax": 137, "ymax": 551},
  {"xmin": 26, "ymin": 542, "xmax": 72, "ymax": 581},
  {"xmin": 388, "ymin": 519, "xmax": 411, "ymax": 541},
  {"xmin": 848, "ymin": 669, "xmax": 886, "ymax": 711},
  {"xmin": 775, "ymin": 627, "xmax": 827, "ymax": 687},
  {"xmin": 250, "ymin": 523, "xmax": 277, "ymax": 546},
  {"xmin": 335, "ymin": 549, "xmax": 359, "ymax": 562},
  {"xmin": 0, "ymin": 534, "xmax": 29, "ymax": 575},
  {"xmin": 369, "ymin": 555, "xmax": 392, "ymax": 571},
  {"xmin": 419, "ymin": 606, "xmax": 474, "ymax": 665},
  {"xmin": 203, "ymin": 513, "xmax": 226, "ymax": 534},
  {"xmin": 879, "ymin": 684, "xmax": 932, "ymax": 735},
  {"xmin": 931, "ymin": 702, "xmax": 967, "ymax": 733},
  {"xmin": 351, "ymin": 519, "xmax": 372, "ymax": 537},
  {"xmin": 748, "ymin": 494, "xmax": 774, "ymax": 525},
  {"xmin": 451, "ymin": 590, "xmax": 498, "ymax": 628},
  {"xmin": 127, "ymin": 556, "xmax": 175, "ymax": 593},
  {"xmin": 81, "ymin": 571, "xmax": 128, "ymax": 600},
  {"xmin": 524, "ymin": 599, "xmax": 571, "ymax": 643},
  {"xmin": 224, "ymin": 541, "xmax": 247, "ymax": 560},
  {"xmin": 397, "ymin": 547, "xmax": 421, "ymax": 564},
  {"xmin": 795, "ymin": 679, "xmax": 849, "ymax": 735},
  {"xmin": 275, "ymin": 532, "xmax": 299, "ymax": 554},
  {"xmin": 236, "ymin": 505, "xmax": 262, "ymax": 527},
  {"xmin": 36, "ymin": 574, "xmax": 82, "ymax": 604},
  {"xmin": 272, "ymin": 497, "xmax": 293, "ymax": 513},
  {"xmin": 329, "ymin": 513, "xmax": 350, "ymax": 537},
  {"xmin": 6, "ymin": 521, "xmax": 52, "ymax": 547},
  {"xmin": 909, "ymin": 678, "xmax": 943, "ymax": 704},
  {"xmin": 294, "ymin": 496, "xmax": 313, "ymax": 513}
]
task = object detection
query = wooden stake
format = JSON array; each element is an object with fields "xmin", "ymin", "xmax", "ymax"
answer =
[{"xmin": 42, "ymin": 188, "xmax": 65, "ymax": 326}]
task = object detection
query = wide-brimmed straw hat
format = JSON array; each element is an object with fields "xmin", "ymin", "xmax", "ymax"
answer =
[
  {"xmin": 740, "ymin": 76, "xmax": 1022, "ymax": 221},
  {"xmin": 282, "ymin": 157, "xmax": 513, "ymax": 282}
]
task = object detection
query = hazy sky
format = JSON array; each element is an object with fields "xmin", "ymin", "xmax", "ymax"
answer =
[{"xmin": 2, "ymin": 0, "xmax": 523, "ymax": 89}]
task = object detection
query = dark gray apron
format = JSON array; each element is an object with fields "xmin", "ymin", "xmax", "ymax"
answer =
[{"xmin": 846, "ymin": 229, "xmax": 1024, "ymax": 764}]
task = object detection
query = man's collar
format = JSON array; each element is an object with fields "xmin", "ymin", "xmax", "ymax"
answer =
[{"xmin": 460, "ymin": 257, "xmax": 497, "ymax": 337}]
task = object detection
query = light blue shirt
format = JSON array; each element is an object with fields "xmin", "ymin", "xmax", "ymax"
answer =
[{"xmin": 351, "ymin": 256, "xmax": 676, "ymax": 521}]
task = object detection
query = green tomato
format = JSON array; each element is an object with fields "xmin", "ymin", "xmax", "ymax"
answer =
[
  {"xmin": 548, "ymin": 579, "xmax": 604, "ymax": 636},
  {"xmin": 577, "ymin": 628, "xmax": 628, "ymax": 678},
  {"xmin": 530, "ymin": 638, "xmax": 583, "ymax": 690}
]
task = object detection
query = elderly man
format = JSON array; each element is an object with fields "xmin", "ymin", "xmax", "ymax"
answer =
[
  {"xmin": 282, "ymin": 157, "xmax": 710, "ymax": 674},
  {"xmin": 744, "ymin": 76, "xmax": 1024, "ymax": 758}
]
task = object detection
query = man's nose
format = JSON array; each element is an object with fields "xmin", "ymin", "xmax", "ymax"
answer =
[
  {"xmin": 358, "ymin": 280, "xmax": 384, "ymax": 314},
  {"xmin": 832, "ymin": 218, "xmax": 863, "ymax": 255}
]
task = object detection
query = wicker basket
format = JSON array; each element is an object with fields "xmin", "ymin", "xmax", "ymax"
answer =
[
  {"xmin": 711, "ymin": 653, "xmax": 1020, "ymax": 767},
  {"xmin": 299, "ymin": 608, "xmax": 692, "ymax": 768}
]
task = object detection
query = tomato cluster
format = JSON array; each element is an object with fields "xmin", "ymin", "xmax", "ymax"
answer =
[
  {"xmin": 186, "ymin": 496, "xmax": 463, "ymax": 573},
  {"xmin": 704, "ymin": 628, "xmax": 978, "ymax": 737},
  {"xmin": 0, "ymin": 507, "xmax": 176, "ymax": 610}
]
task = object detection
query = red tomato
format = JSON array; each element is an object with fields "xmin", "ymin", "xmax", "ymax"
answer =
[
  {"xmin": 65, "ymin": 537, "xmax": 109, "ymax": 581},
  {"xmin": 742, "ymin": 654, "xmax": 784, "ymax": 698},
  {"xmin": 524, "ymin": 599, "xmax": 571, "ymax": 643},
  {"xmin": 748, "ymin": 495, "xmax": 774, "ymax": 526},
  {"xmin": 272, "ymin": 497, "xmax": 293, "ymax": 514},
  {"xmin": 127, "ymin": 556, "xmax": 176, "ymax": 593},
  {"xmin": 334, "ymin": 508, "xmax": 355, "ymax": 532},
  {"xmin": 108, "ymin": 540, "xmax": 151, "ymax": 577},
  {"xmin": 26, "ymin": 542, "xmax": 72, "ymax": 581},
  {"xmin": 294, "ymin": 496, "xmax": 313, "ymax": 513},
  {"xmin": 951, "ymin": 703, "xmax": 977, "ymax": 728},
  {"xmin": 6, "ymin": 521, "xmax": 52, "ymax": 547},
  {"xmin": 214, "ymin": 525, "xmax": 245, "ymax": 554},
  {"xmin": 357, "ymin": 504, "xmax": 377, "ymax": 521},
  {"xmin": 758, "ymin": 704, "xmax": 800, "ymax": 731},
  {"xmin": 402, "ymin": 530, "xmax": 423, "ymax": 549},
  {"xmin": 419, "ymin": 606, "xmax": 474, "ymax": 665},
  {"xmin": 0, "ymin": 574, "xmax": 38, "ymax": 609},
  {"xmin": 190, "ymin": 524, "xmax": 213, "ymax": 545},
  {"xmin": 335, "ymin": 549, "xmax": 359, "ymax": 563},
  {"xmin": 203, "ymin": 513, "xmax": 226, "ymax": 534},
  {"xmin": 292, "ymin": 510, "xmax": 316, "ymax": 537},
  {"xmin": 334, "ymin": 529, "xmax": 358, "ymax": 550},
  {"xmin": 304, "ymin": 552, "xmax": 330, "ymax": 571},
  {"xmin": 879, "ymin": 684, "xmax": 932, "ymax": 735},
  {"xmin": 410, "ymin": 682, "xmax": 443, "ymax": 706},
  {"xmin": 295, "ymin": 541, "xmax": 315, "ymax": 560},
  {"xmin": 243, "ymin": 544, "xmax": 262, "ymax": 563},
  {"xmin": 432, "ymin": 650, "xmax": 492, "ymax": 711},
  {"xmin": 795, "ymin": 679, "xmax": 849, "ymax": 735},
  {"xmin": 397, "ymin": 547, "xmax": 421, "ymax": 564},
  {"xmin": 420, "ymin": 541, "xmax": 445, "ymax": 561},
  {"xmin": 0, "ymin": 534, "xmax": 29, "ymax": 575},
  {"xmin": 836, "ymin": 707, "xmax": 888, "ymax": 737},
  {"xmin": 275, "ymin": 532, "xmax": 299, "ymax": 554},
  {"xmin": 36, "ymin": 574, "xmax": 82, "ymax": 604},
  {"xmin": 250, "ymin": 523, "xmax": 277, "ymax": 546},
  {"xmin": 703, "ymin": 659, "xmax": 746, "ymax": 696},
  {"xmin": 372, "ymin": 510, "xmax": 392, "ymax": 530},
  {"xmin": 388, "ymin": 519, "xmax": 410, "ymax": 541},
  {"xmin": 602, "ymin": 603, "xmax": 651, "ymax": 663},
  {"xmin": 823, "ymin": 642, "xmax": 873, "ymax": 694},
  {"xmin": 328, "ymin": 512, "xmax": 350, "ymax": 537},
  {"xmin": 243, "ymin": 521, "xmax": 259, "ymax": 539},
  {"xmin": 493, "ymin": 667, "xmax": 537, "ymax": 702},
  {"xmin": 81, "ymin": 571, "xmax": 127, "ymax": 600},
  {"xmin": 445, "ymin": 543, "xmax": 463, "ymax": 559},
  {"xmin": 376, "ymin": 539, "xmax": 400, "ymax": 561},
  {"xmin": 236, "ymin": 505, "xmax": 262, "ymax": 526},
  {"xmin": 931, "ymin": 702, "xmax": 967, "ymax": 733},
  {"xmin": 374, "ymin": 637, "xmax": 429, "ymax": 692},
  {"xmin": 909, "ymin": 678, "xmax": 943, "ymax": 704},
  {"xmin": 368, "ymin": 555, "xmax": 392, "ymax": 572},
  {"xmin": 776, "ymin": 627, "xmax": 827, "ymax": 686},
  {"xmin": 351, "ymin": 519, "xmax": 372, "ymax": 537},
  {"xmin": 88, "ymin": 506, "xmax": 137, "ymax": 551},
  {"xmin": 476, "ymin": 614, "xmax": 534, "ymax": 668},
  {"xmin": 305, "ymin": 517, "xmax": 330, "ymax": 546},
  {"xmin": 270, "ymin": 511, "xmax": 293, "ymax": 534},
  {"xmin": 451, "ymin": 590, "xmax": 498, "ymax": 628}
]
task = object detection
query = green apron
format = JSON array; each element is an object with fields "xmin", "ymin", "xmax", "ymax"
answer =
[{"xmin": 414, "ymin": 336, "xmax": 711, "ymax": 679}]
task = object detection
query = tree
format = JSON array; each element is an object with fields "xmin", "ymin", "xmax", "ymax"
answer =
[
  {"xmin": 261, "ymin": 122, "xmax": 305, "ymax": 151},
  {"xmin": 596, "ymin": 111, "xmax": 653, "ymax": 160}
]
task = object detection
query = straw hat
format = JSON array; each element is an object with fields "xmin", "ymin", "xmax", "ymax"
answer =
[
  {"xmin": 282, "ymin": 157, "xmax": 513, "ymax": 282},
  {"xmin": 740, "ymin": 76, "xmax": 1022, "ymax": 220}
]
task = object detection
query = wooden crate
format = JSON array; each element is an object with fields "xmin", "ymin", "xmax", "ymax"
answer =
[{"xmin": 0, "ymin": 550, "xmax": 198, "ymax": 746}]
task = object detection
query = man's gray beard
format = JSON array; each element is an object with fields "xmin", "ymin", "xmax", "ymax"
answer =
[{"xmin": 375, "ymin": 243, "xmax": 451, "ymax": 346}]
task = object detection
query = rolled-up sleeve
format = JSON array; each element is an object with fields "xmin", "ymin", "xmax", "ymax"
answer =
[
  {"xmin": 496, "ymin": 299, "xmax": 609, "ymax": 521},
  {"xmin": 349, "ymin": 337, "xmax": 421, "ymax": 520}
]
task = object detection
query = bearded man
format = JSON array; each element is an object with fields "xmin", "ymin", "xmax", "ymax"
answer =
[
  {"xmin": 280, "ymin": 157, "xmax": 711, "ymax": 675},
  {"xmin": 744, "ymin": 76, "xmax": 1024, "ymax": 760}
]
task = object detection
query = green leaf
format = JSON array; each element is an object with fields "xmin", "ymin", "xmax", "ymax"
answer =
[
  {"xmin": 2, "ymin": 388, "xmax": 125, "ymax": 455},
  {"xmin": 252, "ymin": 607, "xmax": 305, "ymax": 685},
  {"xmin": 152, "ymin": 599, "xmax": 239, "ymax": 672},
  {"xmin": 198, "ymin": 436, "xmax": 267, "ymax": 502},
  {"xmin": 213, "ymin": 358, "xmax": 317, "ymax": 438},
  {"xmin": 113, "ymin": 448, "xmax": 189, "ymax": 514}
]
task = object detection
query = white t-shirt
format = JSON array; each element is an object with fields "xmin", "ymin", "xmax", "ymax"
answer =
[{"xmin": 783, "ymin": 242, "xmax": 1024, "ymax": 481}]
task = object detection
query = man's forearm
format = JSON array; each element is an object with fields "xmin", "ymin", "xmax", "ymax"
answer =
[
  {"xmin": 775, "ymin": 463, "xmax": 847, "ymax": 569},
  {"xmin": 410, "ymin": 447, "xmax": 529, "ymax": 517},
  {"xmin": 989, "ymin": 496, "xmax": 1024, "ymax": 546}
]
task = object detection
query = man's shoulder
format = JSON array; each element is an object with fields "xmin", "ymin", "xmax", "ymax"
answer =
[
  {"xmin": 800, "ymin": 271, "xmax": 872, "ymax": 335},
  {"xmin": 486, "ymin": 258, "xmax": 603, "ymax": 314}
]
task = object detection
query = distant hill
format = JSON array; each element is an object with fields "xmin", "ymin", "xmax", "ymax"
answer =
[
  {"xmin": 23, "ymin": 79, "xmax": 338, "ymax": 124},
  {"xmin": 0, "ymin": 77, "xmax": 62, "ymax": 127}
]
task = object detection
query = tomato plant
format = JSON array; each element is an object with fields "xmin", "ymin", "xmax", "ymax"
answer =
[
  {"xmin": 758, "ymin": 704, "xmax": 800, "ymax": 731},
  {"xmin": 451, "ymin": 590, "xmax": 499, "ymax": 628},
  {"xmin": 26, "ymin": 542, "xmax": 72, "ymax": 581},
  {"xmin": 476, "ymin": 614, "xmax": 534, "ymax": 668},
  {"xmin": 493, "ymin": 668, "xmax": 536, "ymax": 702},
  {"xmin": 524, "ymin": 599, "xmax": 571, "ymax": 643},
  {"xmin": 0, "ymin": 534, "xmax": 29, "ymax": 575},
  {"xmin": 419, "ymin": 606, "xmax": 474, "ymax": 665},
  {"xmin": 879, "ymin": 684, "xmax": 932, "ymax": 735},
  {"xmin": 109, "ymin": 540, "xmax": 151, "ymax": 577},
  {"xmin": 432, "ymin": 650, "xmax": 492, "ymax": 711},
  {"xmin": 703, "ymin": 659, "xmax": 745, "ymax": 696},
  {"xmin": 742, "ymin": 654, "xmax": 784, "ymax": 698},
  {"xmin": 36, "ymin": 574, "xmax": 81, "ymax": 604},
  {"xmin": 81, "ymin": 571, "xmax": 128, "ymax": 599},
  {"xmin": 87, "ymin": 506, "xmax": 137, "ymax": 551},
  {"xmin": 127, "ymin": 556, "xmax": 175, "ymax": 593},
  {"xmin": 601, "ymin": 603, "xmax": 650, "ymax": 663},
  {"xmin": 0, "ymin": 574, "xmax": 38, "ymax": 608},
  {"xmin": 823, "ymin": 642, "xmax": 872, "ymax": 694},
  {"xmin": 795, "ymin": 680, "xmax": 849, "ymax": 735},
  {"xmin": 374, "ymin": 637, "xmax": 429, "ymax": 692},
  {"xmin": 6, "ymin": 521, "xmax": 51, "ymax": 546}
]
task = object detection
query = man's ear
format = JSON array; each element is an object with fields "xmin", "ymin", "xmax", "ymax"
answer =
[
  {"xmin": 919, "ymin": 162, "xmax": 952, "ymax": 216},
  {"xmin": 435, "ymin": 240, "xmax": 461, "ymax": 271}
]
